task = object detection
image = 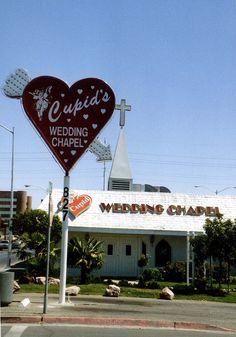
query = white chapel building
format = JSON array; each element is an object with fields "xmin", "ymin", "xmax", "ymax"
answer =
[{"xmin": 39, "ymin": 100, "xmax": 236, "ymax": 278}]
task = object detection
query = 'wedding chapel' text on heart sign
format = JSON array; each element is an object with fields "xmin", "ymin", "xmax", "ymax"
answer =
[{"xmin": 22, "ymin": 76, "xmax": 116, "ymax": 172}]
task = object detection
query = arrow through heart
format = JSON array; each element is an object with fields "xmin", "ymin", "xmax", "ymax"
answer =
[{"xmin": 22, "ymin": 76, "xmax": 115, "ymax": 172}]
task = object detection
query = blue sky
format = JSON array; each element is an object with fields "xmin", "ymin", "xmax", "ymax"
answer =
[{"xmin": 1, "ymin": 0, "xmax": 236, "ymax": 207}]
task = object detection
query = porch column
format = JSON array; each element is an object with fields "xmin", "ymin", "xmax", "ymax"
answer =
[{"xmin": 186, "ymin": 231, "xmax": 190, "ymax": 285}]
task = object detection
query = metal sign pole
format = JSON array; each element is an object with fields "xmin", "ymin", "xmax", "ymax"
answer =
[
  {"xmin": 59, "ymin": 173, "xmax": 70, "ymax": 304},
  {"xmin": 43, "ymin": 181, "xmax": 53, "ymax": 314}
]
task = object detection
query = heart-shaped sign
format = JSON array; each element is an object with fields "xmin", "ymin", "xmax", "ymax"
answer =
[
  {"xmin": 69, "ymin": 194, "xmax": 92, "ymax": 217},
  {"xmin": 22, "ymin": 76, "xmax": 115, "ymax": 172}
]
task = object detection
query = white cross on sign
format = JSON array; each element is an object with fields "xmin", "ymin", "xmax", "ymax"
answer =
[{"xmin": 115, "ymin": 99, "xmax": 131, "ymax": 128}]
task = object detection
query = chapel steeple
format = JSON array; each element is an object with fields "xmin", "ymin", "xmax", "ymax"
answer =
[{"xmin": 108, "ymin": 99, "xmax": 133, "ymax": 191}]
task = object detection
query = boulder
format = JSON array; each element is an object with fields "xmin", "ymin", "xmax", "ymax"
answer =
[
  {"xmin": 104, "ymin": 284, "xmax": 120, "ymax": 297},
  {"xmin": 35, "ymin": 276, "xmax": 46, "ymax": 285},
  {"xmin": 160, "ymin": 287, "xmax": 174, "ymax": 300},
  {"xmin": 48, "ymin": 277, "xmax": 60, "ymax": 285},
  {"xmin": 35, "ymin": 277, "xmax": 60, "ymax": 285},
  {"xmin": 65, "ymin": 286, "xmax": 80, "ymax": 296},
  {"xmin": 13, "ymin": 280, "xmax": 20, "ymax": 293}
]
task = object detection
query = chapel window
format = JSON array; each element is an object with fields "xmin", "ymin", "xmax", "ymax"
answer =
[
  {"xmin": 107, "ymin": 244, "xmax": 113, "ymax": 255},
  {"xmin": 126, "ymin": 245, "xmax": 132, "ymax": 256}
]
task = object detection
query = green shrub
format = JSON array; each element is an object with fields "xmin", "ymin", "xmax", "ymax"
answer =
[
  {"xmin": 67, "ymin": 274, "xmax": 101, "ymax": 285},
  {"xmin": 194, "ymin": 279, "xmax": 207, "ymax": 291},
  {"xmin": 146, "ymin": 280, "xmax": 161, "ymax": 289},
  {"xmin": 230, "ymin": 276, "xmax": 236, "ymax": 284},
  {"xmin": 160, "ymin": 262, "xmax": 186, "ymax": 282},
  {"xmin": 137, "ymin": 278, "xmax": 146, "ymax": 288},
  {"xmin": 172, "ymin": 284, "xmax": 196, "ymax": 295},
  {"xmin": 140, "ymin": 268, "xmax": 163, "ymax": 282},
  {"xmin": 206, "ymin": 288, "xmax": 227, "ymax": 297},
  {"xmin": 138, "ymin": 268, "xmax": 163, "ymax": 289},
  {"xmin": 212, "ymin": 264, "xmax": 228, "ymax": 284}
]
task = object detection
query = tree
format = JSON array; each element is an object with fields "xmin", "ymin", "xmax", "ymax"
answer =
[
  {"xmin": 68, "ymin": 235, "xmax": 104, "ymax": 284},
  {"xmin": 222, "ymin": 220, "xmax": 236, "ymax": 291},
  {"xmin": 191, "ymin": 214, "xmax": 236, "ymax": 290},
  {"xmin": 204, "ymin": 215, "xmax": 235, "ymax": 288},
  {"xmin": 208, "ymin": 216, "xmax": 236, "ymax": 290},
  {"xmin": 190, "ymin": 234, "xmax": 208, "ymax": 280},
  {"xmin": 12, "ymin": 209, "xmax": 62, "ymax": 277}
]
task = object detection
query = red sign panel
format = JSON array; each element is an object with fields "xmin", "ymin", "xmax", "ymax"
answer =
[
  {"xmin": 69, "ymin": 194, "xmax": 92, "ymax": 217},
  {"xmin": 22, "ymin": 76, "xmax": 115, "ymax": 172}
]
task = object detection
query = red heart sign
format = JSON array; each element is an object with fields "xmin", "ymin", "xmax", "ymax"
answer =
[
  {"xmin": 22, "ymin": 76, "xmax": 115, "ymax": 172},
  {"xmin": 69, "ymin": 194, "xmax": 92, "ymax": 217}
]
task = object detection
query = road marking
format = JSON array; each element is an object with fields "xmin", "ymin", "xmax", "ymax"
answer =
[{"xmin": 4, "ymin": 325, "xmax": 28, "ymax": 337}]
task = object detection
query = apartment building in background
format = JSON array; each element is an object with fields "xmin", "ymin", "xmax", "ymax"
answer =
[{"xmin": 0, "ymin": 191, "xmax": 32, "ymax": 238}]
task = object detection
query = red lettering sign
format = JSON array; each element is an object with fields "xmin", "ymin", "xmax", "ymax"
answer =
[
  {"xmin": 22, "ymin": 76, "xmax": 115, "ymax": 172},
  {"xmin": 69, "ymin": 194, "xmax": 92, "ymax": 217}
]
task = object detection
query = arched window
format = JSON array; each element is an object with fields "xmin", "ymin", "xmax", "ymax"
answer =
[{"xmin": 155, "ymin": 240, "xmax": 171, "ymax": 267}]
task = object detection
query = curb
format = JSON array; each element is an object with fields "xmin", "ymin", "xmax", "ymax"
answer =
[{"xmin": 1, "ymin": 315, "xmax": 235, "ymax": 332}]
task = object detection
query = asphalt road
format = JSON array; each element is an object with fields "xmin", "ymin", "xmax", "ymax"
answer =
[
  {"xmin": 1, "ymin": 325, "xmax": 235, "ymax": 337},
  {"xmin": 2, "ymin": 293, "xmax": 236, "ymax": 333}
]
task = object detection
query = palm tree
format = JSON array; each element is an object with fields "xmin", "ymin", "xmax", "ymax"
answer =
[{"xmin": 68, "ymin": 235, "xmax": 104, "ymax": 283}]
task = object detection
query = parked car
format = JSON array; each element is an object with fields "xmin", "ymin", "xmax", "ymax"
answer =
[{"xmin": 0, "ymin": 240, "xmax": 9, "ymax": 250}]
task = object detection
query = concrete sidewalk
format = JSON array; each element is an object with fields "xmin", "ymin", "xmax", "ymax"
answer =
[{"xmin": 1, "ymin": 293, "xmax": 236, "ymax": 333}]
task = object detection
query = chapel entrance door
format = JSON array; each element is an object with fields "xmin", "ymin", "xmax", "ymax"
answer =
[
  {"xmin": 119, "ymin": 238, "xmax": 137, "ymax": 277},
  {"xmin": 102, "ymin": 236, "xmax": 138, "ymax": 277},
  {"xmin": 103, "ymin": 237, "xmax": 120, "ymax": 277},
  {"xmin": 155, "ymin": 239, "xmax": 171, "ymax": 267}
]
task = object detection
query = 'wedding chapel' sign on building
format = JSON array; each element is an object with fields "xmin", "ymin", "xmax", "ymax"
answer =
[{"xmin": 22, "ymin": 76, "xmax": 116, "ymax": 172}]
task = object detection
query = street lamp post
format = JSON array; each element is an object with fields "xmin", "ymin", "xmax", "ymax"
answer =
[
  {"xmin": 0, "ymin": 124, "xmax": 15, "ymax": 268},
  {"xmin": 25, "ymin": 182, "xmax": 53, "ymax": 314},
  {"xmin": 194, "ymin": 185, "xmax": 236, "ymax": 195}
]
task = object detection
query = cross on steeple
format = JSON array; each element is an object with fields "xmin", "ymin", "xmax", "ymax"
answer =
[{"xmin": 115, "ymin": 99, "xmax": 131, "ymax": 128}]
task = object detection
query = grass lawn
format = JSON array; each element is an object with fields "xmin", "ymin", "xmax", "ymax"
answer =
[{"xmin": 18, "ymin": 282, "xmax": 236, "ymax": 303}]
